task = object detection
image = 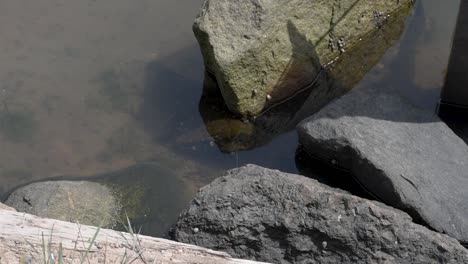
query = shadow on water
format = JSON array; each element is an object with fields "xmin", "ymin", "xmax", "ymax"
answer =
[
  {"xmin": 136, "ymin": 46, "xmax": 231, "ymax": 167},
  {"xmin": 137, "ymin": 44, "xmax": 301, "ymax": 173},
  {"xmin": 137, "ymin": 45, "xmax": 204, "ymax": 136}
]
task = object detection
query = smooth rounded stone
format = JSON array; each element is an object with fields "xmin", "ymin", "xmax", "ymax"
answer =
[
  {"xmin": 297, "ymin": 86, "xmax": 468, "ymax": 244},
  {"xmin": 4, "ymin": 162, "xmax": 204, "ymax": 237},
  {"xmin": 174, "ymin": 165, "xmax": 468, "ymax": 264},
  {"xmin": 193, "ymin": 0, "xmax": 413, "ymax": 116},
  {"xmin": 5, "ymin": 181, "xmax": 120, "ymax": 228}
]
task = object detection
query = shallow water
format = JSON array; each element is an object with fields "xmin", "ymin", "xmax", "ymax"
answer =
[{"xmin": 0, "ymin": 0, "xmax": 463, "ymax": 236}]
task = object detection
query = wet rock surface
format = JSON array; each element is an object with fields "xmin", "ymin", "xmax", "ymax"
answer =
[
  {"xmin": 174, "ymin": 165, "xmax": 468, "ymax": 264},
  {"xmin": 297, "ymin": 86, "xmax": 468, "ymax": 244},
  {"xmin": 194, "ymin": 0, "xmax": 413, "ymax": 116},
  {"xmin": 194, "ymin": 0, "xmax": 412, "ymax": 153},
  {"xmin": 5, "ymin": 181, "xmax": 120, "ymax": 228}
]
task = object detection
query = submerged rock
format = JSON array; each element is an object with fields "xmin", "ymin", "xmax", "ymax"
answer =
[
  {"xmin": 5, "ymin": 181, "xmax": 120, "ymax": 228},
  {"xmin": 297, "ymin": 86, "xmax": 468, "ymax": 244},
  {"xmin": 194, "ymin": 0, "xmax": 413, "ymax": 117},
  {"xmin": 5, "ymin": 162, "xmax": 199, "ymax": 237},
  {"xmin": 174, "ymin": 165, "xmax": 468, "ymax": 263},
  {"xmin": 95, "ymin": 162, "xmax": 198, "ymax": 237}
]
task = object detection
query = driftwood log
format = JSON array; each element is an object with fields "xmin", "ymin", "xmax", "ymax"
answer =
[{"xmin": 0, "ymin": 209, "xmax": 267, "ymax": 264}]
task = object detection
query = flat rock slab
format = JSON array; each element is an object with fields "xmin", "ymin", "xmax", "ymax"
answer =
[
  {"xmin": 174, "ymin": 165, "xmax": 468, "ymax": 264},
  {"xmin": 298, "ymin": 86, "xmax": 468, "ymax": 244}
]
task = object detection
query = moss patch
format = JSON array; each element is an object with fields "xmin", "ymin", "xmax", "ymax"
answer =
[{"xmin": 104, "ymin": 181, "xmax": 150, "ymax": 227}]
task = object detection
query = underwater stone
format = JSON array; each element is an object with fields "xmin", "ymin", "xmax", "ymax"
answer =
[{"xmin": 5, "ymin": 181, "xmax": 121, "ymax": 228}]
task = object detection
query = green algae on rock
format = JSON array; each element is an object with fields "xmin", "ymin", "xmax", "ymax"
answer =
[
  {"xmin": 195, "ymin": 2, "xmax": 412, "ymax": 152},
  {"xmin": 194, "ymin": 0, "xmax": 413, "ymax": 117},
  {"xmin": 5, "ymin": 181, "xmax": 121, "ymax": 228},
  {"xmin": 5, "ymin": 162, "xmax": 200, "ymax": 237}
]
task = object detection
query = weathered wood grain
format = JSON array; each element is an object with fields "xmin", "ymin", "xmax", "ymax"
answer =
[{"xmin": 0, "ymin": 209, "xmax": 267, "ymax": 264}]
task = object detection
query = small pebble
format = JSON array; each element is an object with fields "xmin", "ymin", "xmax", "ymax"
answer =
[
  {"xmin": 193, "ymin": 227, "xmax": 199, "ymax": 233},
  {"xmin": 322, "ymin": 241, "xmax": 328, "ymax": 249},
  {"xmin": 266, "ymin": 94, "xmax": 272, "ymax": 100}
]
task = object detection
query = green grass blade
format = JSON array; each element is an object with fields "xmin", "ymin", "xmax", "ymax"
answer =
[
  {"xmin": 41, "ymin": 232, "xmax": 46, "ymax": 264},
  {"xmin": 58, "ymin": 243, "xmax": 64, "ymax": 264},
  {"xmin": 79, "ymin": 226, "xmax": 101, "ymax": 264}
]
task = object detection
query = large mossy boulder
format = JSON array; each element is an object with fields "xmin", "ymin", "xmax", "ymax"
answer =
[
  {"xmin": 174, "ymin": 165, "xmax": 468, "ymax": 263},
  {"xmin": 194, "ymin": 0, "xmax": 413, "ymax": 117},
  {"xmin": 197, "ymin": 1, "xmax": 411, "ymax": 152}
]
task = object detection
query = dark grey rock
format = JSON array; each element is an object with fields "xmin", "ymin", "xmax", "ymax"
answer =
[
  {"xmin": 297, "ymin": 86, "xmax": 468, "ymax": 244},
  {"xmin": 174, "ymin": 165, "xmax": 468, "ymax": 264}
]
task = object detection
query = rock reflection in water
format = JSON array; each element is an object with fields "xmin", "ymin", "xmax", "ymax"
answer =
[
  {"xmin": 199, "ymin": 71, "xmax": 315, "ymax": 153},
  {"xmin": 199, "ymin": 3, "xmax": 412, "ymax": 152}
]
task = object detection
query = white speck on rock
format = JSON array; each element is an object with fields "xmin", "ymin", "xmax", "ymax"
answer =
[{"xmin": 322, "ymin": 241, "xmax": 327, "ymax": 249}]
